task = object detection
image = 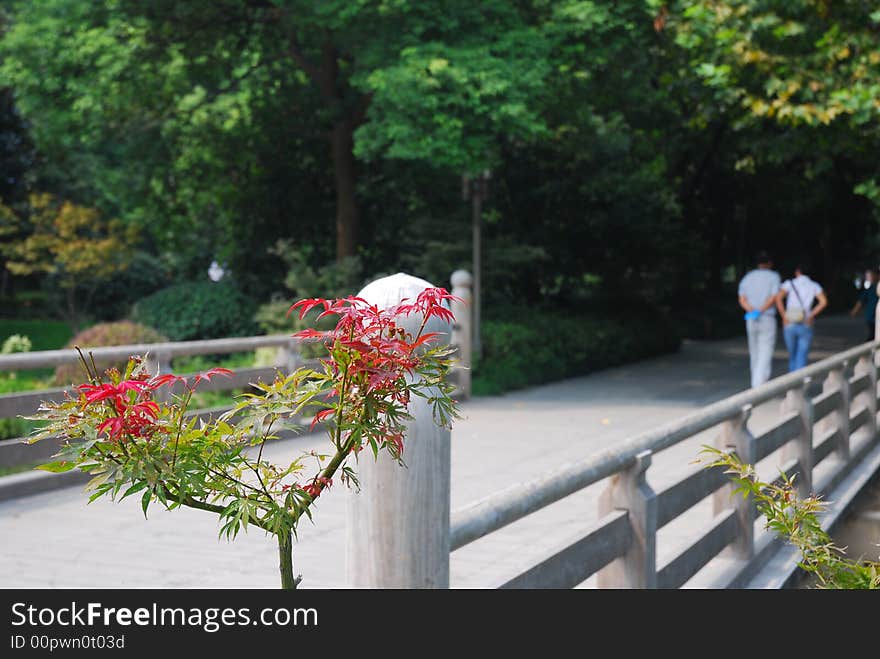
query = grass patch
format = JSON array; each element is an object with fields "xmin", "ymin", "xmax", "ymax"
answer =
[
  {"xmin": 172, "ymin": 351, "xmax": 257, "ymax": 374},
  {"xmin": 0, "ymin": 374, "xmax": 54, "ymax": 395},
  {"xmin": 0, "ymin": 319, "xmax": 72, "ymax": 351},
  {"xmin": 188, "ymin": 388, "xmax": 247, "ymax": 411}
]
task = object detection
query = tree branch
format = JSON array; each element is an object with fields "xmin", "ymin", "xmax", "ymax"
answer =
[
  {"xmin": 288, "ymin": 33, "xmax": 322, "ymax": 84},
  {"xmin": 168, "ymin": 485, "xmax": 273, "ymax": 533}
]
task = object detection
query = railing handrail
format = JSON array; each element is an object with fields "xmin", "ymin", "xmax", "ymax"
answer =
[
  {"xmin": 450, "ymin": 338, "xmax": 879, "ymax": 551},
  {"xmin": 0, "ymin": 334, "xmax": 298, "ymax": 371}
]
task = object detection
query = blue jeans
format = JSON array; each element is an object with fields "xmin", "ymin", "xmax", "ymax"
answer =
[{"xmin": 783, "ymin": 323, "xmax": 813, "ymax": 372}]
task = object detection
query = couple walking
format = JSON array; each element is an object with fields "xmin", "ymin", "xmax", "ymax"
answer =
[{"xmin": 738, "ymin": 251, "xmax": 828, "ymax": 388}]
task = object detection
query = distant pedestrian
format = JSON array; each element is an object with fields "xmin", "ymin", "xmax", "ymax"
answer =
[
  {"xmin": 738, "ymin": 251, "xmax": 781, "ymax": 388},
  {"xmin": 776, "ymin": 264, "xmax": 828, "ymax": 373},
  {"xmin": 849, "ymin": 267, "xmax": 878, "ymax": 342}
]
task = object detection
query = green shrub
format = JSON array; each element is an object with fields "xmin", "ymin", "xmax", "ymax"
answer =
[
  {"xmin": 0, "ymin": 290, "xmax": 49, "ymax": 319},
  {"xmin": 0, "ymin": 354, "xmax": 47, "ymax": 439},
  {"xmin": 254, "ymin": 298, "xmax": 299, "ymax": 335},
  {"xmin": 54, "ymin": 321, "xmax": 167, "ymax": 385},
  {"xmin": 254, "ymin": 242, "xmax": 364, "ymax": 339},
  {"xmin": 2, "ymin": 334, "xmax": 32, "ymax": 354},
  {"xmin": 253, "ymin": 297, "xmax": 339, "ymax": 361},
  {"xmin": 0, "ymin": 325, "xmax": 62, "ymax": 390},
  {"xmin": 473, "ymin": 308, "xmax": 680, "ymax": 396},
  {"xmin": 87, "ymin": 250, "xmax": 171, "ymax": 321},
  {"xmin": 0, "ymin": 331, "xmax": 40, "ymax": 438},
  {"xmin": 272, "ymin": 240, "xmax": 363, "ymax": 300},
  {"xmin": 0, "ymin": 376, "xmax": 48, "ymax": 394},
  {"xmin": 132, "ymin": 281, "xmax": 258, "ymax": 341}
]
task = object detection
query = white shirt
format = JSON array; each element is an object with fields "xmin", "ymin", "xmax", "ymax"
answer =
[
  {"xmin": 781, "ymin": 275, "xmax": 823, "ymax": 312},
  {"xmin": 739, "ymin": 269, "xmax": 781, "ymax": 316}
]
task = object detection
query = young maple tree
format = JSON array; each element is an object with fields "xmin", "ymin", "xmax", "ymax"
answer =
[{"xmin": 27, "ymin": 288, "xmax": 459, "ymax": 588}]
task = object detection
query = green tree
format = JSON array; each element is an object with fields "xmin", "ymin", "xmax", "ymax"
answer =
[
  {"xmin": 0, "ymin": 0, "xmax": 615, "ymax": 266},
  {"xmin": 665, "ymin": 1, "xmax": 880, "ymax": 207},
  {"xmin": 645, "ymin": 1, "xmax": 880, "ymax": 299},
  {"xmin": 1, "ymin": 193, "xmax": 135, "ymax": 330},
  {"xmin": 4, "ymin": 0, "xmax": 880, "ymax": 325}
]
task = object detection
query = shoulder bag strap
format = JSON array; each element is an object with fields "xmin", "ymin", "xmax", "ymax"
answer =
[{"xmin": 789, "ymin": 280, "xmax": 808, "ymax": 310}]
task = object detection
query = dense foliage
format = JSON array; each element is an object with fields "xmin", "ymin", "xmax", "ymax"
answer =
[
  {"xmin": 1, "ymin": 1, "xmax": 879, "ymax": 336},
  {"xmin": 0, "ymin": 193, "xmax": 136, "ymax": 329},
  {"xmin": 474, "ymin": 308, "xmax": 681, "ymax": 395},
  {"xmin": 132, "ymin": 282, "xmax": 258, "ymax": 341}
]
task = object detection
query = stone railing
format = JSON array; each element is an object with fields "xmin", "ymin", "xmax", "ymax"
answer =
[
  {"xmin": 0, "ymin": 334, "xmax": 303, "ymax": 470},
  {"xmin": 448, "ymin": 341, "xmax": 880, "ymax": 588}
]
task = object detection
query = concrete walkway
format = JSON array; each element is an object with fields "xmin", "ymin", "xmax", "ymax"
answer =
[{"xmin": 0, "ymin": 315, "xmax": 868, "ymax": 588}]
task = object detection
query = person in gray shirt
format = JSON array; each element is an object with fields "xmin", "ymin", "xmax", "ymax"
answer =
[{"xmin": 738, "ymin": 251, "xmax": 781, "ymax": 388}]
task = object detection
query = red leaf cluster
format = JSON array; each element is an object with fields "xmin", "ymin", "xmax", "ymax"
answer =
[
  {"xmin": 79, "ymin": 380, "xmax": 162, "ymax": 441},
  {"xmin": 77, "ymin": 367, "xmax": 234, "ymax": 442},
  {"xmin": 290, "ymin": 287, "xmax": 458, "ymax": 389},
  {"xmin": 289, "ymin": 287, "xmax": 458, "ymax": 456}
]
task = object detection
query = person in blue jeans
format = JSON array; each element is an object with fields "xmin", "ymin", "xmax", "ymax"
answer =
[
  {"xmin": 775, "ymin": 265, "xmax": 828, "ymax": 372},
  {"xmin": 738, "ymin": 252, "xmax": 781, "ymax": 387}
]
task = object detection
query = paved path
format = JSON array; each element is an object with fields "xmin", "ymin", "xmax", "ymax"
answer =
[{"xmin": 0, "ymin": 315, "xmax": 867, "ymax": 588}]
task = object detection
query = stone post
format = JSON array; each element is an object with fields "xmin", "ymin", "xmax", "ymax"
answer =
[
  {"xmin": 782, "ymin": 377, "xmax": 813, "ymax": 498},
  {"xmin": 822, "ymin": 363, "xmax": 850, "ymax": 462},
  {"xmin": 450, "ymin": 270, "xmax": 473, "ymax": 400},
  {"xmin": 597, "ymin": 450, "xmax": 657, "ymax": 588},
  {"xmin": 854, "ymin": 352, "xmax": 878, "ymax": 441},
  {"xmin": 346, "ymin": 273, "xmax": 452, "ymax": 588},
  {"xmin": 274, "ymin": 337, "xmax": 300, "ymax": 374},
  {"xmin": 712, "ymin": 405, "xmax": 756, "ymax": 559}
]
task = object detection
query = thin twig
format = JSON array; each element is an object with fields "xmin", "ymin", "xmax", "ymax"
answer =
[
  {"xmin": 88, "ymin": 351, "xmax": 101, "ymax": 383},
  {"xmin": 207, "ymin": 466, "xmax": 268, "ymax": 499},
  {"xmin": 74, "ymin": 346, "xmax": 98, "ymax": 384}
]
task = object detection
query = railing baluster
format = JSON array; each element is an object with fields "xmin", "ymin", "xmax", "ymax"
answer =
[
  {"xmin": 854, "ymin": 352, "xmax": 878, "ymax": 442},
  {"xmin": 713, "ymin": 405, "xmax": 756, "ymax": 559},
  {"xmin": 450, "ymin": 270, "xmax": 473, "ymax": 400},
  {"xmin": 274, "ymin": 338, "xmax": 301, "ymax": 375},
  {"xmin": 822, "ymin": 362, "xmax": 850, "ymax": 462},
  {"xmin": 597, "ymin": 450, "xmax": 657, "ymax": 588},
  {"xmin": 782, "ymin": 377, "xmax": 813, "ymax": 498}
]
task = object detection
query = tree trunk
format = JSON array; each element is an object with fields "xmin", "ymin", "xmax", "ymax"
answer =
[
  {"xmin": 821, "ymin": 220, "xmax": 833, "ymax": 289},
  {"xmin": 278, "ymin": 529, "xmax": 299, "ymax": 589},
  {"xmin": 331, "ymin": 118, "xmax": 359, "ymax": 261},
  {"xmin": 708, "ymin": 212, "xmax": 727, "ymax": 295},
  {"xmin": 0, "ymin": 262, "xmax": 10, "ymax": 298},
  {"xmin": 285, "ymin": 33, "xmax": 364, "ymax": 262},
  {"xmin": 66, "ymin": 285, "xmax": 79, "ymax": 334},
  {"xmin": 308, "ymin": 42, "xmax": 361, "ymax": 262}
]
